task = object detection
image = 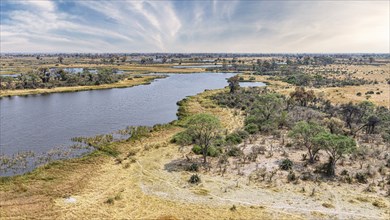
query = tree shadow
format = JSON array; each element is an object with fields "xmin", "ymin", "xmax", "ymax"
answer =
[{"xmin": 164, "ymin": 156, "xmax": 203, "ymax": 172}]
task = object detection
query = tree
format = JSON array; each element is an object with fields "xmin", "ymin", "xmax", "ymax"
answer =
[
  {"xmin": 227, "ymin": 75, "xmax": 240, "ymax": 94},
  {"xmin": 313, "ymin": 132, "xmax": 356, "ymax": 176},
  {"xmin": 322, "ymin": 117, "xmax": 344, "ymax": 134},
  {"xmin": 290, "ymin": 87, "xmax": 315, "ymax": 107},
  {"xmin": 245, "ymin": 93, "xmax": 285, "ymax": 132},
  {"xmin": 340, "ymin": 101, "xmax": 375, "ymax": 136},
  {"xmin": 288, "ymin": 121, "xmax": 326, "ymax": 163},
  {"xmin": 185, "ymin": 114, "xmax": 222, "ymax": 164},
  {"xmin": 340, "ymin": 102, "xmax": 360, "ymax": 130}
]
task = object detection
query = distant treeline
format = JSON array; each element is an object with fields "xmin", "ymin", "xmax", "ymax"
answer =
[{"xmin": 0, "ymin": 68, "xmax": 125, "ymax": 90}]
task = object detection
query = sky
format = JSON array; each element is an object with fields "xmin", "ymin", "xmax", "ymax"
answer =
[{"xmin": 0, "ymin": 0, "xmax": 389, "ymax": 53}]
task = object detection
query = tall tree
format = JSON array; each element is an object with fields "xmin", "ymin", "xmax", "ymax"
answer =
[
  {"xmin": 288, "ymin": 121, "xmax": 326, "ymax": 163},
  {"xmin": 185, "ymin": 114, "xmax": 222, "ymax": 164},
  {"xmin": 314, "ymin": 132, "xmax": 356, "ymax": 176}
]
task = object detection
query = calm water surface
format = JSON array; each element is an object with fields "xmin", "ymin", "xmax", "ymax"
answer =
[{"xmin": 1, "ymin": 73, "xmax": 265, "ymax": 157}]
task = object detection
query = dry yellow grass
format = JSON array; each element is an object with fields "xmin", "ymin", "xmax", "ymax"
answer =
[
  {"xmin": 0, "ymin": 101, "xmax": 295, "ymax": 219},
  {"xmin": 0, "ymin": 75, "xmax": 158, "ymax": 97},
  {"xmin": 320, "ymin": 84, "xmax": 389, "ymax": 108},
  {"xmin": 242, "ymin": 64, "xmax": 390, "ymax": 108},
  {"xmin": 51, "ymin": 128, "xmax": 297, "ymax": 220},
  {"xmin": 299, "ymin": 64, "xmax": 390, "ymax": 107},
  {"xmin": 2, "ymin": 88, "xmax": 389, "ymax": 219},
  {"xmin": 1, "ymin": 67, "xmax": 388, "ymax": 219},
  {"xmin": 178, "ymin": 89, "xmax": 245, "ymax": 132}
]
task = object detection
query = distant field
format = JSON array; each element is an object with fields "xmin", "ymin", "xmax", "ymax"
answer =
[{"xmin": 0, "ymin": 56, "xmax": 210, "ymax": 75}]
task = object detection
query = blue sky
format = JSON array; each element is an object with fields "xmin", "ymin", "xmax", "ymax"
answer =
[{"xmin": 1, "ymin": 0, "xmax": 389, "ymax": 53}]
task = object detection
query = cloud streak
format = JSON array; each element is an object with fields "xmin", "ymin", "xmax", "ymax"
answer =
[{"xmin": 0, "ymin": 0, "xmax": 388, "ymax": 53}]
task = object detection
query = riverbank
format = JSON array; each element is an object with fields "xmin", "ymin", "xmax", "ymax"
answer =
[
  {"xmin": 1, "ymin": 88, "xmax": 389, "ymax": 219},
  {"xmin": 0, "ymin": 89, "xmax": 289, "ymax": 219},
  {"xmin": 0, "ymin": 75, "xmax": 160, "ymax": 97}
]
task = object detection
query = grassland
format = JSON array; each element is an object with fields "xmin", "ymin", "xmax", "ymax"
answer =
[
  {"xmin": 242, "ymin": 63, "xmax": 390, "ymax": 108},
  {"xmin": 0, "ymin": 90, "xmax": 296, "ymax": 219},
  {"xmin": 1, "ymin": 56, "xmax": 389, "ymax": 219},
  {"xmin": 1, "ymin": 88, "xmax": 389, "ymax": 219}
]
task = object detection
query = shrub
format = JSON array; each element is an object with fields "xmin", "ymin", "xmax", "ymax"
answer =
[
  {"xmin": 186, "ymin": 163, "xmax": 199, "ymax": 172},
  {"xmin": 227, "ymin": 146, "xmax": 242, "ymax": 157},
  {"xmin": 340, "ymin": 169, "xmax": 349, "ymax": 176},
  {"xmin": 192, "ymin": 145, "xmax": 202, "ymax": 154},
  {"xmin": 105, "ymin": 198, "xmax": 114, "ymax": 204},
  {"xmin": 287, "ymin": 171, "xmax": 297, "ymax": 182},
  {"xmin": 245, "ymin": 123, "xmax": 259, "ymax": 134},
  {"xmin": 225, "ymin": 133, "xmax": 242, "ymax": 145},
  {"xmin": 356, "ymin": 92, "xmax": 362, "ymax": 96},
  {"xmin": 280, "ymin": 158, "xmax": 293, "ymax": 170},
  {"xmin": 213, "ymin": 137, "xmax": 226, "ymax": 147},
  {"xmin": 189, "ymin": 174, "xmax": 201, "ymax": 184},
  {"xmin": 192, "ymin": 145, "xmax": 220, "ymax": 157},
  {"xmin": 300, "ymin": 172, "xmax": 314, "ymax": 181},
  {"xmin": 171, "ymin": 131, "xmax": 193, "ymax": 145},
  {"xmin": 259, "ymin": 121, "xmax": 277, "ymax": 133},
  {"xmin": 355, "ymin": 172, "xmax": 368, "ymax": 183},
  {"xmin": 208, "ymin": 146, "xmax": 221, "ymax": 157},
  {"xmin": 237, "ymin": 130, "xmax": 249, "ymax": 139}
]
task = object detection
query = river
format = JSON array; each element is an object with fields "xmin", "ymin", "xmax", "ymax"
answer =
[{"xmin": 0, "ymin": 73, "xmax": 265, "ymax": 175}]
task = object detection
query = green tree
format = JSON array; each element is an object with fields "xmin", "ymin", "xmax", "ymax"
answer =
[
  {"xmin": 185, "ymin": 114, "xmax": 222, "ymax": 164},
  {"xmin": 245, "ymin": 93, "xmax": 285, "ymax": 132},
  {"xmin": 288, "ymin": 121, "xmax": 326, "ymax": 163},
  {"xmin": 313, "ymin": 132, "xmax": 356, "ymax": 176}
]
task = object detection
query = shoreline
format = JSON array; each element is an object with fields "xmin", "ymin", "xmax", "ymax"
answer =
[
  {"xmin": 0, "ymin": 71, "xmax": 239, "ymax": 98},
  {"xmin": 0, "ymin": 87, "xmax": 232, "ymax": 180},
  {"xmin": 1, "ymin": 86, "xmax": 389, "ymax": 219},
  {"xmin": 0, "ymin": 75, "xmax": 163, "ymax": 98}
]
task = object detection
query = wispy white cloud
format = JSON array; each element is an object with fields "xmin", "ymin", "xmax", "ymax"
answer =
[
  {"xmin": 0, "ymin": 0, "xmax": 388, "ymax": 53},
  {"xmin": 19, "ymin": 0, "xmax": 56, "ymax": 12}
]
